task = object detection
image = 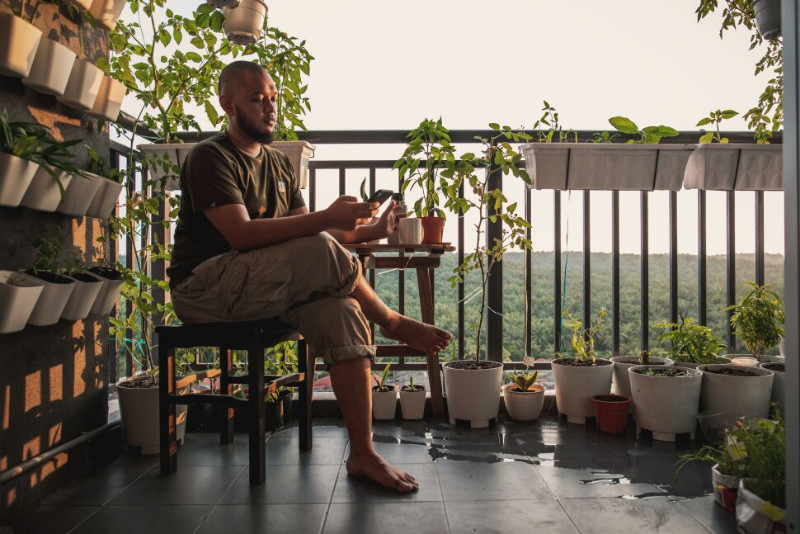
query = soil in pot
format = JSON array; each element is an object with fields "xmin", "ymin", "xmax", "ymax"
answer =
[
  {"xmin": 591, "ymin": 394, "xmax": 631, "ymax": 434},
  {"xmin": 446, "ymin": 360, "xmax": 500, "ymax": 370}
]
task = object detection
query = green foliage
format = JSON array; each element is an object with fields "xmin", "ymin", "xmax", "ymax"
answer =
[
  {"xmin": 725, "ymin": 282, "xmax": 784, "ymax": 359},
  {"xmin": 533, "ymin": 100, "xmax": 575, "ymax": 143},
  {"xmin": 508, "ymin": 368, "xmax": 538, "ymax": 391},
  {"xmin": 653, "ymin": 315, "xmax": 725, "ymax": 363},
  {"xmin": 374, "ymin": 362, "xmax": 393, "ymax": 392},
  {"xmin": 394, "ymin": 117, "xmax": 458, "ymax": 218},
  {"xmin": 608, "ymin": 116, "xmax": 679, "ymax": 144},
  {"xmin": 696, "ymin": 109, "xmax": 739, "ymax": 143},
  {"xmin": 560, "ymin": 307, "xmax": 608, "ymax": 363},
  {"xmin": 401, "ymin": 375, "xmax": 424, "ymax": 392}
]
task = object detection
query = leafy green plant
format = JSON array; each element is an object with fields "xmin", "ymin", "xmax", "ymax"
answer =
[
  {"xmin": 532, "ymin": 100, "xmax": 575, "ymax": 143},
  {"xmin": 446, "ymin": 124, "xmax": 533, "ymax": 361},
  {"xmin": 653, "ymin": 315, "xmax": 726, "ymax": 363},
  {"xmin": 608, "ymin": 116, "xmax": 679, "ymax": 144},
  {"xmin": 373, "ymin": 362, "xmax": 393, "ymax": 392},
  {"xmin": 559, "ymin": 307, "xmax": 608, "ymax": 363},
  {"xmin": 725, "ymin": 282, "xmax": 784, "ymax": 360},
  {"xmin": 394, "ymin": 117, "xmax": 458, "ymax": 218},
  {"xmin": 696, "ymin": 109, "xmax": 739, "ymax": 143},
  {"xmin": 507, "ymin": 368, "xmax": 539, "ymax": 392},
  {"xmin": 401, "ymin": 376, "xmax": 424, "ymax": 392}
]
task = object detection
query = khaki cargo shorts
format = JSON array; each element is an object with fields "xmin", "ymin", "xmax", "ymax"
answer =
[{"xmin": 171, "ymin": 232, "xmax": 376, "ymax": 365}]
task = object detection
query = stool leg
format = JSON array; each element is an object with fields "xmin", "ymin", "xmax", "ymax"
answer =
[
  {"xmin": 159, "ymin": 339, "xmax": 178, "ymax": 475},
  {"xmin": 298, "ymin": 340, "xmax": 313, "ymax": 452},
  {"xmin": 220, "ymin": 346, "xmax": 234, "ymax": 444},
  {"xmin": 248, "ymin": 340, "xmax": 266, "ymax": 485}
]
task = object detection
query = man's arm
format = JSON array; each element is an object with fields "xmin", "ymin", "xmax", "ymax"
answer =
[{"xmin": 314, "ymin": 201, "xmax": 396, "ymax": 244}]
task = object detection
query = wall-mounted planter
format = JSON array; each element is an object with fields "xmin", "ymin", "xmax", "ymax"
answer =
[
  {"xmin": 56, "ymin": 57, "xmax": 104, "ymax": 110},
  {"xmin": 138, "ymin": 143, "xmax": 192, "ymax": 191},
  {"xmin": 0, "ymin": 12, "xmax": 42, "ymax": 77},
  {"xmin": 753, "ymin": 0, "xmax": 781, "ymax": 40},
  {"xmin": 89, "ymin": 75, "xmax": 127, "ymax": 122},
  {"xmin": 0, "ymin": 153, "xmax": 39, "ymax": 207},
  {"xmin": 682, "ymin": 143, "xmax": 782, "ymax": 190},
  {"xmin": 26, "ymin": 271, "xmax": 76, "ymax": 326},
  {"xmin": 20, "ymin": 167, "xmax": 72, "ymax": 212},
  {"xmin": 87, "ymin": 267, "xmax": 124, "ymax": 315},
  {"xmin": 56, "ymin": 173, "xmax": 103, "ymax": 217},
  {"xmin": 88, "ymin": 0, "xmax": 127, "ymax": 30},
  {"xmin": 70, "ymin": 0, "xmax": 94, "ymax": 10},
  {"xmin": 0, "ymin": 271, "xmax": 44, "ymax": 334},
  {"xmin": 21, "ymin": 37, "xmax": 76, "ymax": 95},
  {"xmin": 84, "ymin": 173, "xmax": 123, "ymax": 219},
  {"xmin": 222, "ymin": 0, "xmax": 268, "ymax": 45},
  {"xmin": 61, "ymin": 272, "xmax": 104, "ymax": 321},
  {"xmin": 271, "ymin": 140, "xmax": 315, "ymax": 189}
]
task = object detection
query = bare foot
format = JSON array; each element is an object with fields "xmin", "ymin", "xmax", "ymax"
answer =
[
  {"xmin": 379, "ymin": 315, "xmax": 451, "ymax": 355},
  {"xmin": 346, "ymin": 452, "xmax": 419, "ymax": 493}
]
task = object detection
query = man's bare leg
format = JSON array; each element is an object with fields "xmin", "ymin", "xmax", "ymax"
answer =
[
  {"xmin": 350, "ymin": 273, "xmax": 452, "ymax": 354},
  {"xmin": 328, "ymin": 356, "xmax": 419, "ymax": 493}
]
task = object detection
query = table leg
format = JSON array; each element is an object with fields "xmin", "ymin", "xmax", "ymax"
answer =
[{"xmin": 417, "ymin": 267, "xmax": 444, "ymax": 416}]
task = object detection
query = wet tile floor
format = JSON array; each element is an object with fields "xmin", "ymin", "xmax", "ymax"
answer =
[{"xmin": 5, "ymin": 416, "xmax": 738, "ymax": 533}]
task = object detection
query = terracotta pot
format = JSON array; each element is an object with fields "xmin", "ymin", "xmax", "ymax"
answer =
[
  {"xmin": 591, "ymin": 394, "xmax": 631, "ymax": 434},
  {"xmin": 420, "ymin": 216, "xmax": 445, "ymax": 244}
]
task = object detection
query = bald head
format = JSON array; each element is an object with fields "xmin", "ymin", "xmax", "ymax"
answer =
[{"xmin": 218, "ymin": 61, "xmax": 269, "ymax": 97}]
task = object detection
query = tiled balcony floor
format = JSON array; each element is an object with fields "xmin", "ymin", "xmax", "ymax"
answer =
[{"xmin": 6, "ymin": 416, "xmax": 738, "ymax": 534}]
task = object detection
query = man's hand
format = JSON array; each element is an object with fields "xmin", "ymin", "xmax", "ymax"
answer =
[
  {"xmin": 324, "ymin": 196, "xmax": 379, "ymax": 231},
  {"xmin": 372, "ymin": 200, "xmax": 397, "ymax": 239}
]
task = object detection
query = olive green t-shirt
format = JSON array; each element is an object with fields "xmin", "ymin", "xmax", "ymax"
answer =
[{"xmin": 167, "ymin": 132, "xmax": 306, "ymax": 288}]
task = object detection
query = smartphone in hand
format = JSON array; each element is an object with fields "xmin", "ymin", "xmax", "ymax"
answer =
[{"xmin": 367, "ymin": 189, "xmax": 393, "ymax": 206}]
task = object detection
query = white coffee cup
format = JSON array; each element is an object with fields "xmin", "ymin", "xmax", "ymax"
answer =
[{"xmin": 398, "ymin": 218, "xmax": 422, "ymax": 244}]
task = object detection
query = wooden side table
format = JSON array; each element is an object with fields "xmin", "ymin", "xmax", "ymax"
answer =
[{"xmin": 344, "ymin": 243, "xmax": 455, "ymax": 416}]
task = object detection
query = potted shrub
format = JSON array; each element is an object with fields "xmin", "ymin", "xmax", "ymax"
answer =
[
  {"xmin": 628, "ymin": 364, "xmax": 703, "ymax": 442},
  {"xmin": 0, "ymin": 4, "xmax": 43, "ymax": 77},
  {"xmin": 725, "ymin": 282, "xmax": 784, "ymax": 363},
  {"xmin": 394, "ymin": 117, "xmax": 458, "ymax": 244},
  {"xmin": 550, "ymin": 307, "xmax": 614, "ymax": 424},
  {"xmin": 0, "ymin": 109, "xmax": 51, "ymax": 207},
  {"xmin": 502, "ymin": 369, "xmax": 545, "ymax": 422},
  {"xmin": 442, "ymin": 124, "xmax": 532, "ymax": 428},
  {"xmin": 652, "ymin": 315, "xmax": 730, "ymax": 367},
  {"xmin": 399, "ymin": 376, "xmax": 426, "ymax": 420},
  {"xmin": 0, "ymin": 270, "xmax": 44, "ymax": 334},
  {"xmin": 676, "ymin": 438, "xmax": 746, "ymax": 513},
  {"xmin": 372, "ymin": 363, "xmax": 396, "ymax": 421}
]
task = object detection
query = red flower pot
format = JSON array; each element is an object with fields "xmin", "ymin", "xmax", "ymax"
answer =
[
  {"xmin": 420, "ymin": 216, "xmax": 445, "ymax": 244},
  {"xmin": 591, "ymin": 394, "xmax": 631, "ymax": 434}
]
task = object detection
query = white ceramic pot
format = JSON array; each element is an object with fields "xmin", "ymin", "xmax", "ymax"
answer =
[
  {"xmin": 372, "ymin": 386, "xmax": 397, "ymax": 420},
  {"xmin": 270, "ymin": 141, "xmax": 315, "ymax": 189},
  {"xmin": 399, "ymin": 386, "xmax": 426, "ymax": 420},
  {"xmin": 56, "ymin": 57, "xmax": 104, "ymax": 110},
  {"xmin": 88, "ymin": 0, "xmax": 127, "ymax": 30},
  {"xmin": 628, "ymin": 365, "xmax": 702, "ymax": 442},
  {"xmin": 442, "ymin": 361, "xmax": 503, "ymax": 428},
  {"xmin": 85, "ymin": 174, "xmax": 123, "ymax": 219},
  {"xmin": 26, "ymin": 271, "xmax": 76, "ymax": 326},
  {"xmin": 20, "ymin": 167, "xmax": 72, "ymax": 212},
  {"xmin": 0, "ymin": 153, "xmax": 39, "ymax": 207},
  {"xmin": 683, "ymin": 144, "xmax": 782, "ymax": 191},
  {"xmin": 222, "ymin": 0, "xmax": 268, "ymax": 45},
  {"xmin": 697, "ymin": 364, "xmax": 774, "ymax": 428},
  {"xmin": 753, "ymin": 0, "xmax": 781, "ymax": 40},
  {"xmin": 57, "ymin": 172, "xmax": 103, "ymax": 217},
  {"xmin": 138, "ymin": 143, "xmax": 192, "ymax": 191},
  {"xmin": 0, "ymin": 13, "xmax": 42, "ymax": 77},
  {"xmin": 117, "ymin": 377, "xmax": 187, "ymax": 455},
  {"xmin": 502, "ymin": 382, "xmax": 545, "ymax": 421},
  {"xmin": 610, "ymin": 355, "xmax": 673, "ymax": 399},
  {"xmin": 86, "ymin": 267, "xmax": 125, "ymax": 315},
  {"xmin": 0, "ymin": 271, "xmax": 44, "ymax": 334},
  {"xmin": 736, "ymin": 479, "xmax": 786, "ymax": 533},
  {"xmin": 759, "ymin": 361, "xmax": 784, "ymax": 411},
  {"xmin": 550, "ymin": 358, "xmax": 613, "ymax": 424},
  {"xmin": 89, "ymin": 75, "xmax": 127, "ymax": 122},
  {"xmin": 60, "ymin": 272, "xmax": 104, "ymax": 321},
  {"xmin": 21, "ymin": 38, "xmax": 76, "ymax": 95}
]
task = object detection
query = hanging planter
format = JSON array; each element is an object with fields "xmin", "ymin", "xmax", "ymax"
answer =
[
  {"xmin": 86, "ymin": 266, "xmax": 124, "ymax": 315},
  {"xmin": 208, "ymin": 0, "xmax": 241, "ymax": 7},
  {"xmin": 0, "ymin": 271, "xmax": 44, "ymax": 334},
  {"xmin": 0, "ymin": 152, "xmax": 39, "ymax": 207},
  {"xmin": 682, "ymin": 143, "xmax": 782, "ymax": 190},
  {"xmin": 56, "ymin": 57, "xmax": 104, "ymax": 110},
  {"xmin": 60, "ymin": 272, "xmax": 104, "ymax": 321},
  {"xmin": 89, "ymin": 75, "xmax": 127, "ymax": 122},
  {"xmin": 222, "ymin": 0, "xmax": 268, "ymax": 45},
  {"xmin": 88, "ymin": 0, "xmax": 128, "ymax": 31},
  {"xmin": 56, "ymin": 172, "xmax": 103, "ymax": 217},
  {"xmin": 84, "ymin": 173, "xmax": 123, "ymax": 220},
  {"xmin": 138, "ymin": 143, "xmax": 192, "ymax": 191},
  {"xmin": 25, "ymin": 270, "xmax": 76, "ymax": 327},
  {"xmin": 0, "ymin": 12, "xmax": 43, "ymax": 77},
  {"xmin": 753, "ymin": 0, "xmax": 781, "ymax": 40},
  {"xmin": 270, "ymin": 140, "xmax": 315, "ymax": 189},
  {"xmin": 19, "ymin": 167, "xmax": 72, "ymax": 212},
  {"xmin": 21, "ymin": 38, "xmax": 76, "ymax": 95}
]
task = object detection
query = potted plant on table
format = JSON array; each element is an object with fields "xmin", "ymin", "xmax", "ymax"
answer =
[
  {"xmin": 442, "ymin": 124, "xmax": 533, "ymax": 428},
  {"xmin": 502, "ymin": 368, "xmax": 545, "ymax": 422},
  {"xmin": 372, "ymin": 363, "xmax": 397, "ymax": 421},
  {"xmin": 399, "ymin": 376, "xmax": 426, "ymax": 420}
]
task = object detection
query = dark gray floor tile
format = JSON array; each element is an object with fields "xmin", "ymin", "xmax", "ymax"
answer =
[
  {"xmin": 559, "ymin": 496, "xmax": 714, "ymax": 533},
  {"xmin": 323, "ymin": 502, "xmax": 448, "ymax": 534},
  {"xmin": 436, "ymin": 459, "xmax": 551, "ymax": 501},
  {"xmin": 676, "ymin": 494, "xmax": 739, "ymax": 533},
  {"xmin": 367, "ymin": 439, "xmax": 439, "ymax": 464},
  {"xmin": 273, "ymin": 419, "xmax": 348, "ymax": 439},
  {"xmin": 219, "ymin": 464, "xmax": 339, "ymax": 504},
  {"xmin": 196, "ymin": 503, "xmax": 328, "ymax": 534},
  {"xmin": 537, "ymin": 464, "xmax": 664, "ymax": 499},
  {"xmin": 331, "ymin": 463, "xmax": 441, "ymax": 503},
  {"xmin": 70, "ymin": 505, "xmax": 211, "ymax": 534},
  {"xmin": 173, "ymin": 432, "xmax": 252, "ymax": 467},
  {"xmin": 108, "ymin": 465, "xmax": 244, "ymax": 506},
  {"xmin": 445, "ymin": 499, "xmax": 577, "ymax": 534},
  {"xmin": 37, "ymin": 464, "xmax": 154, "ymax": 506},
  {"xmin": 265, "ymin": 437, "xmax": 347, "ymax": 465},
  {"xmin": 8, "ymin": 505, "xmax": 98, "ymax": 534}
]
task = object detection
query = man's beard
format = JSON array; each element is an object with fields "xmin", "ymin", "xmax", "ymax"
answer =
[{"xmin": 234, "ymin": 104, "xmax": 275, "ymax": 144}]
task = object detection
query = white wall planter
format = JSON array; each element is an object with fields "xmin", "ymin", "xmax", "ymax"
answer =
[
  {"xmin": 551, "ymin": 358, "xmax": 613, "ymax": 423},
  {"xmin": 610, "ymin": 355, "xmax": 673, "ymax": 400},
  {"xmin": 88, "ymin": 0, "xmax": 127, "ymax": 30},
  {"xmin": 399, "ymin": 386, "xmax": 426, "ymax": 420},
  {"xmin": 56, "ymin": 173, "xmax": 103, "ymax": 217},
  {"xmin": 0, "ymin": 13, "xmax": 42, "ymax": 77},
  {"xmin": 628, "ymin": 365, "xmax": 702, "ymax": 442},
  {"xmin": 26, "ymin": 271, "xmax": 76, "ymax": 326},
  {"xmin": 89, "ymin": 75, "xmax": 127, "ymax": 122},
  {"xmin": 443, "ymin": 361, "xmax": 503, "ymax": 428},
  {"xmin": 56, "ymin": 57, "xmax": 104, "ymax": 110},
  {"xmin": 502, "ymin": 382, "xmax": 545, "ymax": 421},
  {"xmin": 20, "ymin": 167, "xmax": 72, "ymax": 212},
  {"xmin": 61, "ymin": 272, "xmax": 103, "ymax": 321},
  {"xmin": 118, "ymin": 378, "xmax": 187, "ymax": 455},
  {"xmin": 222, "ymin": 0, "xmax": 268, "ymax": 45},
  {"xmin": 85, "ymin": 173, "xmax": 123, "ymax": 219},
  {"xmin": 21, "ymin": 38, "xmax": 76, "ymax": 95},
  {"xmin": 521, "ymin": 144, "xmax": 569, "ymax": 190},
  {"xmin": 138, "ymin": 143, "xmax": 192, "ymax": 191},
  {"xmin": 271, "ymin": 141, "xmax": 315, "ymax": 189},
  {"xmin": 372, "ymin": 386, "xmax": 397, "ymax": 420},
  {"xmin": 683, "ymin": 143, "xmax": 782, "ymax": 191},
  {"xmin": 0, "ymin": 153, "xmax": 39, "ymax": 207},
  {"xmin": 87, "ymin": 267, "xmax": 124, "ymax": 315},
  {"xmin": 697, "ymin": 364, "xmax": 774, "ymax": 428},
  {"xmin": 0, "ymin": 271, "xmax": 44, "ymax": 334}
]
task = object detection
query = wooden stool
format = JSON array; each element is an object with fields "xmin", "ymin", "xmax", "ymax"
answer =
[{"xmin": 156, "ymin": 318, "xmax": 313, "ymax": 485}]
